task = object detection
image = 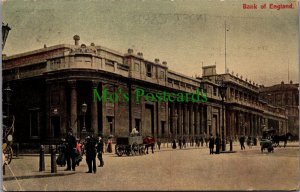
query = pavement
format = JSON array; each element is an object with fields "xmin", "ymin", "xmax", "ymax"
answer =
[{"xmin": 2, "ymin": 142, "xmax": 299, "ymax": 191}]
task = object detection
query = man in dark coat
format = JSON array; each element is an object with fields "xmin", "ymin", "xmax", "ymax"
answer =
[
  {"xmin": 172, "ymin": 139, "xmax": 177, "ymax": 149},
  {"xmin": 215, "ymin": 134, "xmax": 221, "ymax": 154},
  {"xmin": 65, "ymin": 130, "xmax": 77, "ymax": 171},
  {"xmin": 239, "ymin": 135, "xmax": 246, "ymax": 150},
  {"xmin": 85, "ymin": 135, "xmax": 97, "ymax": 173},
  {"xmin": 209, "ymin": 134, "xmax": 215, "ymax": 154},
  {"xmin": 96, "ymin": 136, "xmax": 104, "ymax": 167}
]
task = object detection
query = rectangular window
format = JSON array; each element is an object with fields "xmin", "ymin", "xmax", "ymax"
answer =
[
  {"xmin": 29, "ymin": 109, "xmax": 40, "ymax": 138},
  {"xmin": 135, "ymin": 119, "xmax": 141, "ymax": 133},
  {"xmin": 146, "ymin": 63, "xmax": 152, "ymax": 77},
  {"xmin": 107, "ymin": 116, "xmax": 114, "ymax": 135}
]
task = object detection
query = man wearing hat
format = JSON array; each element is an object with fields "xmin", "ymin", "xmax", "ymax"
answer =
[
  {"xmin": 65, "ymin": 130, "xmax": 77, "ymax": 171},
  {"xmin": 85, "ymin": 135, "xmax": 97, "ymax": 173},
  {"xmin": 97, "ymin": 135, "xmax": 104, "ymax": 167}
]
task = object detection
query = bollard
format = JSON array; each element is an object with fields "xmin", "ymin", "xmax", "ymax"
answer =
[
  {"xmin": 15, "ymin": 143, "xmax": 19, "ymax": 157},
  {"xmin": 39, "ymin": 145, "xmax": 45, "ymax": 171},
  {"xmin": 50, "ymin": 145, "xmax": 57, "ymax": 173}
]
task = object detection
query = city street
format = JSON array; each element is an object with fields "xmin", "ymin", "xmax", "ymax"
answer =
[{"xmin": 3, "ymin": 142, "xmax": 299, "ymax": 191}]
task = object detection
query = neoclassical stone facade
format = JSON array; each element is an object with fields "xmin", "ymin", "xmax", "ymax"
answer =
[
  {"xmin": 260, "ymin": 82, "xmax": 299, "ymax": 137},
  {"xmin": 2, "ymin": 36, "xmax": 288, "ymax": 144}
]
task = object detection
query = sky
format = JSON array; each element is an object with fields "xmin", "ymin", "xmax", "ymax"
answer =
[{"xmin": 2, "ymin": 0, "xmax": 299, "ymax": 86}]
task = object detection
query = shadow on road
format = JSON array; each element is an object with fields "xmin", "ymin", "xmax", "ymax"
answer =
[{"xmin": 3, "ymin": 172, "xmax": 75, "ymax": 181}]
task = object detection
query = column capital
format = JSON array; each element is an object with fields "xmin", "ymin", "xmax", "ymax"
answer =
[
  {"xmin": 67, "ymin": 80, "xmax": 77, "ymax": 88},
  {"xmin": 91, "ymin": 80, "xmax": 99, "ymax": 88}
]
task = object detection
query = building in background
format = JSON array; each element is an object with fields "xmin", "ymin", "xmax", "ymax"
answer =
[
  {"xmin": 2, "ymin": 35, "xmax": 288, "ymax": 146},
  {"xmin": 260, "ymin": 82, "xmax": 299, "ymax": 137}
]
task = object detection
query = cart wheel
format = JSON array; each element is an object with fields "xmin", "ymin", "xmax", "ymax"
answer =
[
  {"xmin": 3, "ymin": 145, "xmax": 13, "ymax": 164},
  {"xmin": 116, "ymin": 145, "xmax": 124, "ymax": 157}
]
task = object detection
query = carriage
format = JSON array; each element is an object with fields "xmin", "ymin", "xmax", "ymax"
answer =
[
  {"xmin": 260, "ymin": 129, "xmax": 275, "ymax": 153},
  {"xmin": 2, "ymin": 116, "xmax": 15, "ymax": 164},
  {"xmin": 115, "ymin": 135, "xmax": 145, "ymax": 156}
]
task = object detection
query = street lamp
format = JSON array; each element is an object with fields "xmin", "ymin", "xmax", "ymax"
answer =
[
  {"xmin": 2, "ymin": 23, "xmax": 11, "ymax": 50},
  {"xmin": 81, "ymin": 102, "xmax": 87, "ymax": 133},
  {"xmin": 4, "ymin": 84, "xmax": 13, "ymax": 117},
  {"xmin": 216, "ymin": 76, "xmax": 227, "ymax": 151}
]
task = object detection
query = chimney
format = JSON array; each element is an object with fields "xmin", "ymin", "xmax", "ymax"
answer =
[
  {"xmin": 128, "ymin": 48, "xmax": 133, "ymax": 54},
  {"xmin": 154, "ymin": 58, "xmax": 160, "ymax": 63},
  {"xmin": 73, "ymin": 35, "xmax": 80, "ymax": 46},
  {"xmin": 290, "ymin": 80, "xmax": 293, "ymax": 84}
]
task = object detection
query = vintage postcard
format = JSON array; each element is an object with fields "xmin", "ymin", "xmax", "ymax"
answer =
[{"xmin": 1, "ymin": 0, "xmax": 299, "ymax": 191}]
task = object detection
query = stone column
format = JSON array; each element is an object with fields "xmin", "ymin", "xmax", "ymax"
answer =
[
  {"xmin": 170, "ymin": 103, "xmax": 175, "ymax": 136},
  {"xmin": 68, "ymin": 80, "xmax": 78, "ymax": 137},
  {"xmin": 91, "ymin": 80, "xmax": 99, "ymax": 135},
  {"xmin": 177, "ymin": 104, "xmax": 182, "ymax": 138},
  {"xmin": 183, "ymin": 104, "xmax": 188, "ymax": 136},
  {"xmin": 189, "ymin": 104, "xmax": 194, "ymax": 138},
  {"xmin": 194, "ymin": 104, "xmax": 199, "ymax": 136}
]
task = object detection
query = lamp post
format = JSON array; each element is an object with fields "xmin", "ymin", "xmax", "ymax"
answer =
[
  {"xmin": 216, "ymin": 76, "xmax": 227, "ymax": 151},
  {"xmin": 4, "ymin": 84, "xmax": 13, "ymax": 117},
  {"xmin": 2, "ymin": 23, "xmax": 11, "ymax": 50},
  {"xmin": 81, "ymin": 102, "xmax": 87, "ymax": 134}
]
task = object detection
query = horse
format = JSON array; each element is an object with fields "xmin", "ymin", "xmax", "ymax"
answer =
[
  {"xmin": 272, "ymin": 132, "xmax": 293, "ymax": 147},
  {"xmin": 143, "ymin": 136, "xmax": 155, "ymax": 154}
]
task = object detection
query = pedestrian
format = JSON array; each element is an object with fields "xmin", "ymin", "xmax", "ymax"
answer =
[
  {"xmin": 183, "ymin": 138, "xmax": 186, "ymax": 148},
  {"xmin": 157, "ymin": 139, "xmax": 161, "ymax": 150},
  {"xmin": 215, "ymin": 134, "xmax": 221, "ymax": 154},
  {"xmin": 65, "ymin": 130, "xmax": 76, "ymax": 171},
  {"xmin": 239, "ymin": 135, "xmax": 246, "ymax": 150},
  {"xmin": 107, "ymin": 138, "xmax": 113, "ymax": 153},
  {"xmin": 178, "ymin": 138, "xmax": 182, "ymax": 149},
  {"xmin": 209, "ymin": 134, "xmax": 215, "ymax": 154},
  {"xmin": 190, "ymin": 137, "xmax": 194, "ymax": 147},
  {"xmin": 195, "ymin": 137, "xmax": 199, "ymax": 147},
  {"xmin": 96, "ymin": 136, "xmax": 104, "ymax": 167},
  {"xmin": 200, "ymin": 136, "xmax": 204, "ymax": 147},
  {"xmin": 85, "ymin": 135, "xmax": 97, "ymax": 173},
  {"xmin": 172, "ymin": 139, "xmax": 177, "ymax": 149},
  {"xmin": 75, "ymin": 139, "xmax": 82, "ymax": 166}
]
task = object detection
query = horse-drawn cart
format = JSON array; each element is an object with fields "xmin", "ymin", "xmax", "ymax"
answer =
[
  {"xmin": 260, "ymin": 139, "xmax": 274, "ymax": 153},
  {"xmin": 260, "ymin": 128, "xmax": 275, "ymax": 153},
  {"xmin": 115, "ymin": 135, "xmax": 145, "ymax": 156}
]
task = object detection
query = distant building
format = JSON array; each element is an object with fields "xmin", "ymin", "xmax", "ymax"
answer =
[{"xmin": 260, "ymin": 81, "xmax": 299, "ymax": 137}]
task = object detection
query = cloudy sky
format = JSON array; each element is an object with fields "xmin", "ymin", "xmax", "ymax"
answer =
[{"xmin": 2, "ymin": 0, "xmax": 299, "ymax": 86}]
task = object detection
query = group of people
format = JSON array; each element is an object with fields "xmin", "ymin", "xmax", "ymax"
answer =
[{"xmin": 58, "ymin": 131, "xmax": 105, "ymax": 173}]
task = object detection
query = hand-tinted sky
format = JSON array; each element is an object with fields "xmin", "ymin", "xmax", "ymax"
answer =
[{"xmin": 2, "ymin": 0, "xmax": 299, "ymax": 86}]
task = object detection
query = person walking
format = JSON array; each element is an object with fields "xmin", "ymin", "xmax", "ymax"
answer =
[
  {"xmin": 178, "ymin": 138, "xmax": 182, "ymax": 149},
  {"xmin": 107, "ymin": 138, "xmax": 113, "ymax": 153},
  {"xmin": 65, "ymin": 130, "xmax": 76, "ymax": 171},
  {"xmin": 172, "ymin": 139, "xmax": 177, "ymax": 149},
  {"xmin": 157, "ymin": 139, "xmax": 161, "ymax": 150},
  {"xmin": 183, "ymin": 138, "xmax": 186, "ymax": 148},
  {"xmin": 209, "ymin": 134, "xmax": 215, "ymax": 154},
  {"xmin": 239, "ymin": 135, "xmax": 246, "ymax": 150},
  {"xmin": 96, "ymin": 136, "xmax": 104, "ymax": 167},
  {"xmin": 85, "ymin": 135, "xmax": 97, "ymax": 173},
  {"xmin": 215, "ymin": 134, "xmax": 221, "ymax": 154}
]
